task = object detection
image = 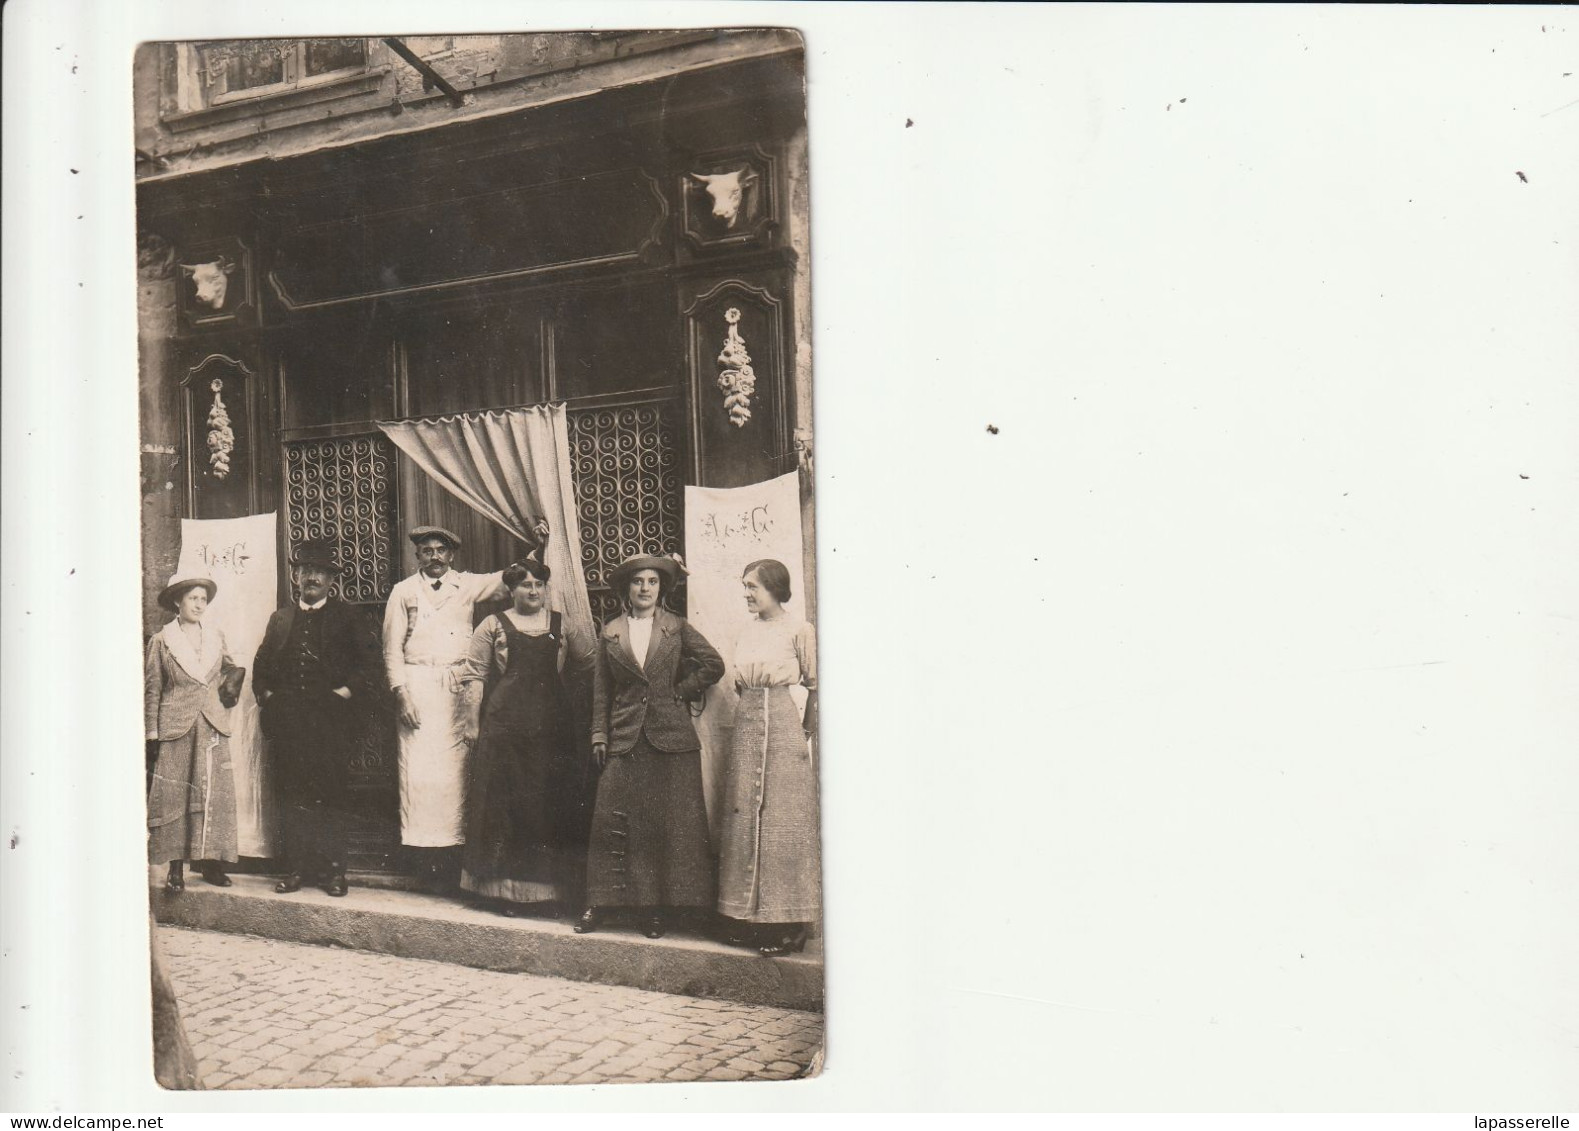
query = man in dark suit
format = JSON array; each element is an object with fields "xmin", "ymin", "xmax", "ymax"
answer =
[{"xmin": 253, "ymin": 538, "xmax": 382, "ymax": 897}]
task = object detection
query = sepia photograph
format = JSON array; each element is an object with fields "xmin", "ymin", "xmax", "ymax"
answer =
[
  {"xmin": 133, "ymin": 27, "xmax": 822, "ymax": 1091},
  {"xmin": 8, "ymin": 1, "xmax": 1579, "ymax": 1117}
]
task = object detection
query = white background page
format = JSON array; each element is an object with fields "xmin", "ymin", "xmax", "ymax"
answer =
[{"xmin": 3, "ymin": 0, "xmax": 1577, "ymax": 1114}]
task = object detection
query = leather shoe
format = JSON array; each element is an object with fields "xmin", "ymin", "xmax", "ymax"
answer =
[
  {"xmin": 163, "ymin": 875, "xmax": 185, "ymax": 895},
  {"xmin": 198, "ymin": 865, "xmax": 231, "ymax": 887},
  {"xmin": 758, "ymin": 927, "xmax": 807, "ymax": 958},
  {"xmin": 572, "ymin": 907, "xmax": 600, "ymax": 934},
  {"xmin": 643, "ymin": 915, "xmax": 666, "ymax": 940},
  {"xmin": 274, "ymin": 873, "xmax": 303, "ymax": 894},
  {"xmin": 323, "ymin": 869, "xmax": 348, "ymax": 898}
]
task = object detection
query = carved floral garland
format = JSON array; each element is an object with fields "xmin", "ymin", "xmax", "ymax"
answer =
[
  {"xmin": 716, "ymin": 308, "xmax": 755, "ymax": 427},
  {"xmin": 206, "ymin": 378, "xmax": 234, "ymax": 479}
]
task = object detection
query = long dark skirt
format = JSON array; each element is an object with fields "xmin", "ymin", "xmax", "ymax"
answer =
[
  {"xmin": 585, "ymin": 734, "xmax": 714, "ymax": 909},
  {"xmin": 462, "ymin": 725, "xmax": 584, "ymax": 901}
]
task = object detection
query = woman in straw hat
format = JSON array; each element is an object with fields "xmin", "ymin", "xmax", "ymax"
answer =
[
  {"xmin": 144, "ymin": 574, "xmax": 244, "ymax": 893},
  {"xmin": 575, "ymin": 553, "xmax": 724, "ymax": 939}
]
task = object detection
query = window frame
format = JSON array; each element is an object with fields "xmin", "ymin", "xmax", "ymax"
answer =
[{"xmin": 200, "ymin": 38, "xmax": 372, "ymax": 106}]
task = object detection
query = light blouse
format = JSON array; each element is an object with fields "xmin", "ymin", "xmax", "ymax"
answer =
[{"xmin": 733, "ymin": 616, "xmax": 816, "ymax": 690}]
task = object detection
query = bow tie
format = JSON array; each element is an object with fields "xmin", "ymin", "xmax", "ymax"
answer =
[{"xmin": 431, "ymin": 579, "xmax": 442, "ymax": 591}]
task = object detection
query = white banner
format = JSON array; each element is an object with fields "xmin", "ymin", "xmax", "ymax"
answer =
[
  {"xmin": 177, "ymin": 513, "xmax": 278, "ymax": 858},
  {"xmin": 683, "ymin": 472, "xmax": 806, "ymax": 834}
]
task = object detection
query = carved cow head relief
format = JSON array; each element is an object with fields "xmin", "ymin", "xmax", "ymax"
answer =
[
  {"xmin": 689, "ymin": 169, "xmax": 758, "ymax": 228},
  {"xmin": 179, "ymin": 256, "xmax": 237, "ymax": 310}
]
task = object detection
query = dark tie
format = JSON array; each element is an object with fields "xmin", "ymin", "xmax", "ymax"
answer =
[{"xmin": 431, "ymin": 579, "xmax": 442, "ymax": 591}]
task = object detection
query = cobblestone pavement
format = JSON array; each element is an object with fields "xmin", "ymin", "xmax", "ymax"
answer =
[{"xmin": 158, "ymin": 926, "xmax": 823, "ymax": 1090}]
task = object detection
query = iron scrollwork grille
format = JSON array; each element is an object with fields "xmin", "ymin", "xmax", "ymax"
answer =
[
  {"xmin": 283, "ymin": 433, "xmax": 397, "ymax": 602},
  {"xmin": 568, "ymin": 401, "xmax": 684, "ymax": 626}
]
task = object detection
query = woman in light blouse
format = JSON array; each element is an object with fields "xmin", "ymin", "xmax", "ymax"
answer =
[
  {"xmin": 144, "ymin": 574, "xmax": 243, "ymax": 893},
  {"xmin": 716, "ymin": 559, "xmax": 820, "ymax": 956}
]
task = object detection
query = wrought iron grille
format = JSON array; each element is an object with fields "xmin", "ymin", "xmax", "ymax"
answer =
[
  {"xmin": 283, "ymin": 433, "xmax": 397, "ymax": 602},
  {"xmin": 567, "ymin": 400, "xmax": 684, "ymax": 625}
]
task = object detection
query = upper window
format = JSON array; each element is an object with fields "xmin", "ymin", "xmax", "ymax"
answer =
[{"xmin": 196, "ymin": 38, "xmax": 369, "ymax": 104}]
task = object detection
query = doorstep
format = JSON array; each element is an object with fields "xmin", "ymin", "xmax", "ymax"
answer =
[{"xmin": 149, "ymin": 874, "xmax": 823, "ymax": 1012}]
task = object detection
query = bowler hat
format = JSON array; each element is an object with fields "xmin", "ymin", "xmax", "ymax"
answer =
[
  {"xmin": 158, "ymin": 574, "xmax": 218, "ymax": 613},
  {"xmin": 609, "ymin": 552, "xmax": 687, "ymax": 593},
  {"xmin": 408, "ymin": 525, "xmax": 462, "ymax": 549},
  {"xmin": 290, "ymin": 538, "xmax": 341, "ymax": 570}
]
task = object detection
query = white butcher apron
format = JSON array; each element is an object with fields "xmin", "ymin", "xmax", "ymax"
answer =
[{"xmin": 395, "ymin": 588, "xmax": 478, "ymax": 846}]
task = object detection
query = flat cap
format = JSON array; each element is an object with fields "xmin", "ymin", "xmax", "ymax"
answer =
[{"xmin": 408, "ymin": 525, "xmax": 462, "ymax": 549}]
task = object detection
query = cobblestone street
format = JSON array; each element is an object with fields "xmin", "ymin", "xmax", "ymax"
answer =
[{"xmin": 158, "ymin": 926, "xmax": 823, "ymax": 1091}]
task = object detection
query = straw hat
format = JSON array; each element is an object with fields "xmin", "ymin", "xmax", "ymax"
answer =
[{"xmin": 158, "ymin": 574, "xmax": 218, "ymax": 613}]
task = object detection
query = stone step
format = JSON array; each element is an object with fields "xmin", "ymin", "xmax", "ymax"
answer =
[{"xmin": 150, "ymin": 875, "xmax": 823, "ymax": 1013}]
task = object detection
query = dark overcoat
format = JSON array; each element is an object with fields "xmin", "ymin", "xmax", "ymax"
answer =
[{"xmin": 252, "ymin": 599, "xmax": 382, "ymax": 805}]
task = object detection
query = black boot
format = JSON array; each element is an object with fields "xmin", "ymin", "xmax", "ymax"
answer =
[
  {"xmin": 197, "ymin": 861, "xmax": 231, "ymax": 887},
  {"xmin": 274, "ymin": 871, "xmax": 303, "ymax": 894},
  {"xmin": 573, "ymin": 907, "xmax": 601, "ymax": 934},
  {"xmin": 323, "ymin": 864, "xmax": 348, "ymax": 898},
  {"xmin": 164, "ymin": 861, "xmax": 185, "ymax": 894},
  {"xmin": 758, "ymin": 923, "xmax": 808, "ymax": 958}
]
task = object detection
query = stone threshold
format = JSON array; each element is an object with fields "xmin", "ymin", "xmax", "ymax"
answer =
[{"xmin": 150, "ymin": 875, "xmax": 823, "ymax": 1013}]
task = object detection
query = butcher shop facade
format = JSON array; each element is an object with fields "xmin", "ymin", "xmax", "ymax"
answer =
[{"xmin": 134, "ymin": 30, "xmax": 813, "ymax": 876}]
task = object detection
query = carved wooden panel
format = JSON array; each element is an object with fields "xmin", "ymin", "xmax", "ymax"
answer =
[
  {"xmin": 680, "ymin": 146, "xmax": 778, "ymax": 252},
  {"xmin": 182, "ymin": 352, "xmax": 258, "ymax": 518},
  {"xmin": 682, "ymin": 277, "xmax": 791, "ymax": 489},
  {"xmin": 344, "ymin": 701, "xmax": 400, "ymax": 873}
]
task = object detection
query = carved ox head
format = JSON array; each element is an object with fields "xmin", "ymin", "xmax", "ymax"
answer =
[
  {"xmin": 179, "ymin": 256, "xmax": 237, "ymax": 310},
  {"xmin": 689, "ymin": 168, "xmax": 758, "ymax": 228}
]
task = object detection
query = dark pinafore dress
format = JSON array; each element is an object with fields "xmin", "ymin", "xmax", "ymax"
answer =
[{"xmin": 460, "ymin": 613, "xmax": 588, "ymax": 903}]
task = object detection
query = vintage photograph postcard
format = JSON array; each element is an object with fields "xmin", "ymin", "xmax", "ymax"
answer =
[{"xmin": 133, "ymin": 29, "xmax": 821, "ymax": 1090}]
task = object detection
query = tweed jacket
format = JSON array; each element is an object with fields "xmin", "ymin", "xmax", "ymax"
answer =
[
  {"xmin": 591, "ymin": 608, "xmax": 724, "ymax": 755},
  {"xmin": 253, "ymin": 599, "xmax": 384, "ymax": 704},
  {"xmin": 143, "ymin": 621, "xmax": 238, "ymax": 741}
]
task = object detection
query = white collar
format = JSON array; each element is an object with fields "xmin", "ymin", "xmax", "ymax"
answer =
[
  {"xmin": 299, "ymin": 597, "xmax": 327, "ymax": 612},
  {"xmin": 160, "ymin": 618, "xmax": 221, "ymax": 683}
]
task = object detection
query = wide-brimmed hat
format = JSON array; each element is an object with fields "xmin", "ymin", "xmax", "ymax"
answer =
[
  {"xmin": 290, "ymin": 537, "xmax": 341, "ymax": 570},
  {"xmin": 158, "ymin": 574, "xmax": 218, "ymax": 613},
  {"xmin": 609, "ymin": 552, "xmax": 687, "ymax": 592},
  {"xmin": 408, "ymin": 525, "xmax": 461, "ymax": 549}
]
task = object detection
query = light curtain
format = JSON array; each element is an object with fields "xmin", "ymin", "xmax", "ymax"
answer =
[{"xmin": 377, "ymin": 404, "xmax": 594, "ymax": 640}]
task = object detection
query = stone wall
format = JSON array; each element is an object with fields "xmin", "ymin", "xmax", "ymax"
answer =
[{"xmin": 137, "ymin": 234, "xmax": 183, "ymax": 641}]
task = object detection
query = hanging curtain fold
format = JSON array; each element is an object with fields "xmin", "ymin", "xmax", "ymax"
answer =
[{"xmin": 376, "ymin": 404, "xmax": 594, "ymax": 640}]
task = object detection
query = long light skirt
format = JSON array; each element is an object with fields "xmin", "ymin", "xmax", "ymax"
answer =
[
  {"xmin": 147, "ymin": 718, "xmax": 238, "ymax": 866},
  {"xmin": 716, "ymin": 686, "xmax": 821, "ymax": 923}
]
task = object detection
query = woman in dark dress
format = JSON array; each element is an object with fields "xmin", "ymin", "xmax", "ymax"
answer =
[
  {"xmin": 459, "ymin": 559, "xmax": 595, "ymax": 917},
  {"xmin": 575, "ymin": 553, "xmax": 725, "ymax": 939}
]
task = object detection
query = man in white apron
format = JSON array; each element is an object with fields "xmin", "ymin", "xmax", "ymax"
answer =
[{"xmin": 382, "ymin": 525, "xmax": 507, "ymax": 887}]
